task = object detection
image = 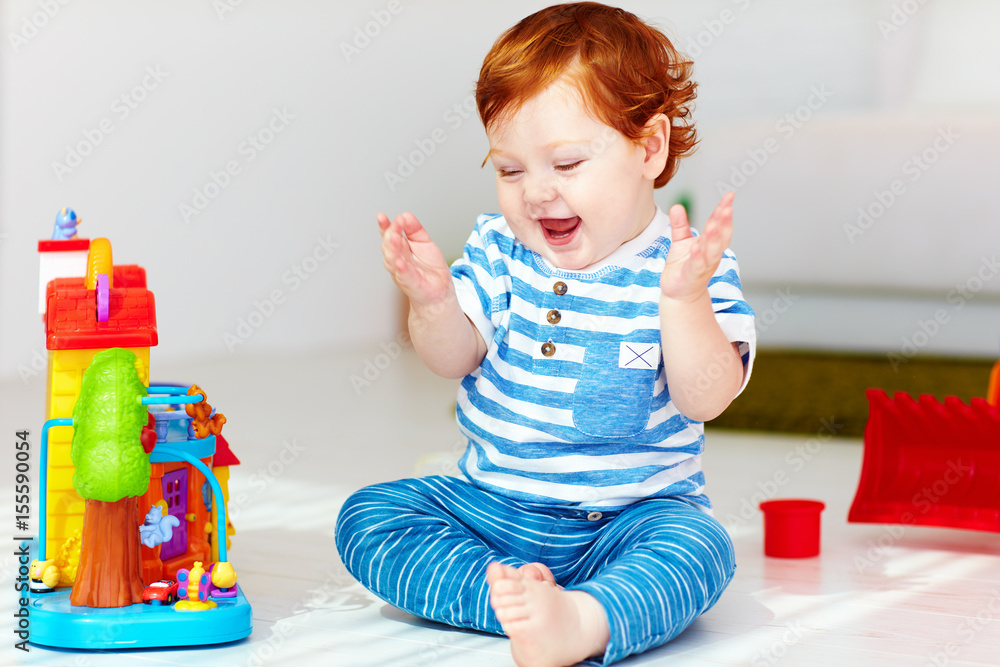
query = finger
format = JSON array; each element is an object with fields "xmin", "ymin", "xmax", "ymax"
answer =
[
  {"xmin": 668, "ymin": 204, "xmax": 692, "ymax": 243},
  {"xmin": 382, "ymin": 217, "xmax": 414, "ymax": 275},
  {"xmin": 376, "ymin": 212, "xmax": 391, "ymax": 233},
  {"xmin": 703, "ymin": 205, "xmax": 733, "ymax": 254},
  {"xmin": 707, "ymin": 198, "xmax": 734, "ymax": 257},
  {"xmin": 705, "ymin": 192, "xmax": 733, "ymax": 226},
  {"xmin": 685, "ymin": 235, "xmax": 708, "ymax": 275},
  {"xmin": 398, "ymin": 211, "xmax": 432, "ymax": 244},
  {"xmin": 390, "ymin": 220, "xmax": 414, "ymax": 266}
]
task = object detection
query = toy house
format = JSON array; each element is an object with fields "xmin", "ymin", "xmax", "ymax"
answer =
[
  {"xmin": 40, "ymin": 237, "xmax": 157, "ymax": 560},
  {"xmin": 30, "ymin": 221, "xmax": 251, "ymax": 649}
]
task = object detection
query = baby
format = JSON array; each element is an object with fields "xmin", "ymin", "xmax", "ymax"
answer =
[{"xmin": 336, "ymin": 3, "xmax": 756, "ymax": 665}]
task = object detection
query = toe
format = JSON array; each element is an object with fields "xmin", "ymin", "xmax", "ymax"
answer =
[
  {"xmin": 487, "ymin": 561, "xmax": 521, "ymax": 585},
  {"xmin": 519, "ymin": 562, "xmax": 556, "ymax": 586}
]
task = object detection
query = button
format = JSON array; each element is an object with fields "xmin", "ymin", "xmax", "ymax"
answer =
[
  {"xmin": 546, "ymin": 309, "xmax": 561, "ymax": 324},
  {"xmin": 586, "ymin": 511, "xmax": 603, "ymax": 521},
  {"xmin": 541, "ymin": 342, "xmax": 556, "ymax": 357},
  {"xmin": 553, "ymin": 281, "xmax": 568, "ymax": 296}
]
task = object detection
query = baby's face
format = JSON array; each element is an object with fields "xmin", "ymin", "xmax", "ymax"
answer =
[{"xmin": 486, "ymin": 78, "xmax": 658, "ymax": 271}]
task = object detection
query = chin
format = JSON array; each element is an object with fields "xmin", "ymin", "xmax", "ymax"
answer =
[{"xmin": 544, "ymin": 251, "xmax": 591, "ymax": 272}]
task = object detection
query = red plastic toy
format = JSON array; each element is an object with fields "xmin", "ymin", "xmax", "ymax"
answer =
[
  {"xmin": 142, "ymin": 579, "xmax": 179, "ymax": 605},
  {"xmin": 760, "ymin": 499, "xmax": 825, "ymax": 558},
  {"xmin": 848, "ymin": 388, "xmax": 1000, "ymax": 532}
]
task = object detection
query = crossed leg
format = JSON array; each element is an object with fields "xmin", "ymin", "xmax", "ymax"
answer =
[{"xmin": 336, "ymin": 477, "xmax": 735, "ymax": 667}]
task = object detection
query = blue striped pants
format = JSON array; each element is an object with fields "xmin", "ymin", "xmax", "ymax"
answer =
[{"xmin": 335, "ymin": 475, "xmax": 736, "ymax": 665}]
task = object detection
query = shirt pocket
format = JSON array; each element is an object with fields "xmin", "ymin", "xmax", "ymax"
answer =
[{"xmin": 572, "ymin": 340, "xmax": 659, "ymax": 438}]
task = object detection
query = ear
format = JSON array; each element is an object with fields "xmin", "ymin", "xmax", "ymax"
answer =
[{"xmin": 639, "ymin": 114, "xmax": 670, "ymax": 181}]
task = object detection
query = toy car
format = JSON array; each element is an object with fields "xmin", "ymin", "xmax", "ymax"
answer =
[{"xmin": 142, "ymin": 579, "xmax": 179, "ymax": 605}]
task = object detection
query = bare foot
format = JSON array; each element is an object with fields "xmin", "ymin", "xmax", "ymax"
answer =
[
  {"xmin": 487, "ymin": 562, "xmax": 610, "ymax": 667},
  {"xmin": 517, "ymin": 562, "xmax": 557, "ymax": 586}
]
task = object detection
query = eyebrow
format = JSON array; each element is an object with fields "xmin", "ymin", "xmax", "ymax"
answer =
[{"xmin": 484, "ymin": 140, "xmax": 591, "ymax": 165}]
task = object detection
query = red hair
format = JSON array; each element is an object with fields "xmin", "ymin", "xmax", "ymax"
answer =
[{"xmin": 476, "ymin": 2, "xmax": 697, "ymax": 188}]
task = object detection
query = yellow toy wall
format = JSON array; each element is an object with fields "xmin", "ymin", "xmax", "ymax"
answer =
[{"xmin": 44, "ymin": 347, "xmax": 150, "ymax": 558}]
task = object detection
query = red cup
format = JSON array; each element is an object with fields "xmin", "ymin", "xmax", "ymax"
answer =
[{"xmin": 759, "ymin": 499, "xmax": 825, "ymax": 558}]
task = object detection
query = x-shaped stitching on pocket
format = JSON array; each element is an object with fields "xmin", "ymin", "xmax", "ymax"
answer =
[{"xmin": 619, "ymin": 342, "xmax": 659, "ymax": 369}]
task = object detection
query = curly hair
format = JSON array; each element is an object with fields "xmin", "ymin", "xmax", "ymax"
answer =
[{"xmin": 476, "ymin": 2, "xmax": 698, "ymax": 188}]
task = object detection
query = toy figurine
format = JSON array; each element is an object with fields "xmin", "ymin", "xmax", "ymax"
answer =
[
  {"xmin": 29, "ymin": 559, "xmax": 60, "ymax": 593},
  {"xmin": 139, "ymin": 504, "xmax": 181, "ymax": 549},
  {"xmin": 52, "ymin": 207, "xmax": 80, "ymax": 240}
]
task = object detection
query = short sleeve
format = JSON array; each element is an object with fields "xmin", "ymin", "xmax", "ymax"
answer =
[
  {"xmin": 708, "ymin": 248, "xmax": 756, "ymax": 396},
  {"xmin": 450, "ymin": 214, "xmax": 511, "ymax": 346}
]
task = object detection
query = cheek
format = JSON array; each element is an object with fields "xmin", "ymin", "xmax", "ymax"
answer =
[
  {"xmin": 495, "ymin": 185, "xmax": 517, "ymax": 214},
  {"xmin": 495, "ymin": 186, "xmax": 526, "ymax": 226}
]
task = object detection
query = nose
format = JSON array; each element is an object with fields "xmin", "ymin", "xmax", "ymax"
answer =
[{"xmin": 522, "ymin": 172, "xmax": 557, "ymax": 207}]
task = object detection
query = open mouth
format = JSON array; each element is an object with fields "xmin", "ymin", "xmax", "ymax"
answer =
[{"xmin": 538, "ymin": 216, "xmax": 581, "ymax": 246}]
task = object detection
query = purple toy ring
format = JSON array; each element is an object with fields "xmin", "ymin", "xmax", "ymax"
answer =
[{"xmin": 96, "ymin": 273, "xmax": 110, "ymax": 322}]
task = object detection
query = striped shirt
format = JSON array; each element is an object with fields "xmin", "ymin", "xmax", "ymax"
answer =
[{"xmin": 450, "ymin": 208, "xmax": 756, "ymax": 511}]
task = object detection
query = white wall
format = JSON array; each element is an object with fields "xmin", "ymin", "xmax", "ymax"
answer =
[{"xmin": 2, "ymin": 0, "xmax": 998, "ymax": 382}]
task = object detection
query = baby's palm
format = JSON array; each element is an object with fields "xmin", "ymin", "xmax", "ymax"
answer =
[
  {"xmin": 378, "ymin": 212, "xmax": 453, "ymax": 306},
  {"xmin": 661, "ymin": 193, "xmax": 734, "ymax": 301}
]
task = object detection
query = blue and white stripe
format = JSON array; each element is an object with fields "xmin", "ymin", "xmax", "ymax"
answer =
[
  {"xmin": 450, "ymin": 209, "xmax": 756, "ymax": 510},
  {"xmin": 335, "ymin": 475, "xmax": 737, "ymax": 666}
]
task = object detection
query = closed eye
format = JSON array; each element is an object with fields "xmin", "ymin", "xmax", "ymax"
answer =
[
  {"xmin": 497, "ymin": 168, "xmax": 522, "ymax": 178},
  {"xmin": 555, "ymin": 161, "xmax": 583, "ymax": 172}
]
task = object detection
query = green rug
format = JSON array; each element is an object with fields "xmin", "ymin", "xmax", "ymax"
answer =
[{"xmin": 712, "ymin": 350, "xmax": 997, "ymax": 437}]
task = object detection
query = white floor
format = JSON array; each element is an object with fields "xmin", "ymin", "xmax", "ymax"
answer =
[{"xmin": 2, "ymin": 346, "xmax": 1000, "ymax": 666}]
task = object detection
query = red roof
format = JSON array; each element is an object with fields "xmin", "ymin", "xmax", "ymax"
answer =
[
  {"xmin": 213, "ymin": 434, "xmax": 241, "ymax": 467},
  {"xmin": 45, "ymin": 265, "xmax": 157, "ymax": 351},
  {"xmin": 38, "ymin": 238, "xmax": 91, "ymax": 252}
]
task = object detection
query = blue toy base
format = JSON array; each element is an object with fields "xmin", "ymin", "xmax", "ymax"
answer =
[{"xmin": 27, "ymin": 586, "xmax": 252, "ymax": 649}]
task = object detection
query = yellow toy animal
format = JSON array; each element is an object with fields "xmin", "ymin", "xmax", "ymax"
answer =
[
  {"xmin": 211, "ymin": 561, "xmax": 237, "ymax": 589},
  {"xmin": 29, "ymin": 559, "xmax": 60, "ymax": 593}
]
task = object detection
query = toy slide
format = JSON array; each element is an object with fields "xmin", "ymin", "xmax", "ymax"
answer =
[{"xmin": 848, "ymin": 388, "xmax": 1000, "ymax": 532}]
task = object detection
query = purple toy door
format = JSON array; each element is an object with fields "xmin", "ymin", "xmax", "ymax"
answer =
[{"xmin": 160, "ymin": 468, "xmax": 188, "ymax": 560}]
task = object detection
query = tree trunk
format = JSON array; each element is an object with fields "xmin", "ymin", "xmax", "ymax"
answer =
[{"xmin": 70, "ymin": 496, "xmax": 145, "ymax": 607}]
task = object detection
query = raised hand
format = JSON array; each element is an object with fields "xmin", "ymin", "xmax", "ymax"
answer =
[
  {"xmin": 660, "ymin": 192, "xmax": 734, "ymax": 302},
  {"xmin": 378, "ymin": 211, "xmax": 453, "ymax": 307},
  {"xmin": 377, "ymin": 211, "xmax": 487, "ymax": 378}
]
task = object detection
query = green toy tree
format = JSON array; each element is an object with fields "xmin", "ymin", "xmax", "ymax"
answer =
[{"xmin": 69, "ymin": 348, "xmax": 151, "ymax": 608}]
